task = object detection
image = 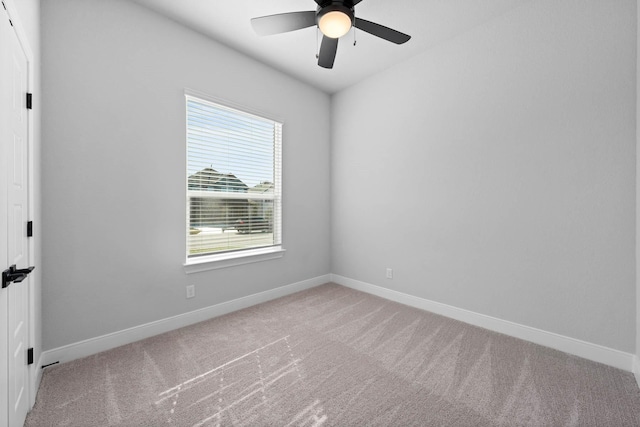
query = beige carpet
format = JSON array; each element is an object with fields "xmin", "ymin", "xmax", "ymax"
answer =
[{"xmin": 26, "ymin": 283, "xmax": 640, "ymax": 426}]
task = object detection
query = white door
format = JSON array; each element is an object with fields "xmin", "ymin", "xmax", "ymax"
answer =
[{"xmin": 1, "ymin": 5, "xmax": 31, "ymax": 427}]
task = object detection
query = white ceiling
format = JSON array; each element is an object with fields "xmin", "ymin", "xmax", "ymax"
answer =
[{"xmin": 130, "ymin": 0, "xmax": 529, "ymax": 94}]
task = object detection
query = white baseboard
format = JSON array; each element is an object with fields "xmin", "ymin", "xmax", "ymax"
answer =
[
  {"xmin": 331, "ymin": 274, "xmax": 635, "ymax": 372},
  {"xmin": 41, "ymin": 274, "xmax": 330, "ymax": 367},
  {"xmin": 41, "ymin": 273, "xmax": 635, "ymax": 373}
]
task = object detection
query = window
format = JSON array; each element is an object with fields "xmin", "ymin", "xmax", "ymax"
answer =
[{"xmin": 185, "ymin": 93, "xmax": 282, "ymax": 268}]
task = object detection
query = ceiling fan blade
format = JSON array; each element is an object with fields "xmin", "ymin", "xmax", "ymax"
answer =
[
  {"xmin": 318, "ymin": 36, "xmax": 338, "ymax": 69},
  {"xmin": 352, "ymin": 0, "xmax": 364, "ymax": 5},
  {"xmin": 251, "ymin": 11, "xmax": 316, "ymax": 36},
  {"xmin": 354, "ymin": 18, "xmax": 411, "ymax": 44}
]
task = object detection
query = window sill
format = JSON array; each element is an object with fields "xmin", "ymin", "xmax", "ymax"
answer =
[{"xmin": 183, "ymin": 246, "xmax": 285, "ymax": 274}]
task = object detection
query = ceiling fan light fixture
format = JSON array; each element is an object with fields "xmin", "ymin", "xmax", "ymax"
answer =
[{"xmin": 317, "ymin": 5, "xmax": 354, "ymax": 39}]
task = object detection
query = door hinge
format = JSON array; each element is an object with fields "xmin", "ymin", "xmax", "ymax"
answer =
[
  {"xmin": 27, "ymin": 348, "xmax": 34, "ymax": 365},
  {"xmin": 27, "ymin": 221, "xmax": 33, "ymax": 237},
  {"xmin": 26, "ymin": 93, "xmax": 32, "ymax": 109}
]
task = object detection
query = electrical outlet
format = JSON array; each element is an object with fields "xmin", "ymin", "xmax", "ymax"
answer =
[
  {"xmin": 186, "ymin": 284, "xmax": 195, "ymax": 299},
  {"xmin": 386, "ymin": 268, "xmax": 393, "ymax": 279}
]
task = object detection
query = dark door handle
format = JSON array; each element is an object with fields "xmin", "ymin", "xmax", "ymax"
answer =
[{"xmin": 2, "ymin": 265, "xmax": 35, "ymax": 288}]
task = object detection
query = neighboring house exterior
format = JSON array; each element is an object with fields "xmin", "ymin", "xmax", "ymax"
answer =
[
  {"xmin": 188, "ymin": 168, "xmax": 249, "ymax": 227},
  {"xmin": 248, "ymin": 181, "xmax": 274, "ymax": 227}
]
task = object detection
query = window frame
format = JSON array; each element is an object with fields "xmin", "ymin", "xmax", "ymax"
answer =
[{"xmin": 183, "ymin": 90, "xmax": 284, "ymax": 273}]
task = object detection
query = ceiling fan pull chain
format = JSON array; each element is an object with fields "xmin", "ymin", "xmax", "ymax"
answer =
[
  {"xmin": 353, "ymin": 26, "xmax": 357, "ymax": 46},
  {"xmin": 316, "ymin": 27, "xmax": 320, "ymax": 59}
]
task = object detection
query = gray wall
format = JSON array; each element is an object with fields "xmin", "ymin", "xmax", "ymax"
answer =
[
  {"xmin": 41, "ymin": 0, "xmax": 331, "ymax": 350},
  {"xmin": 40, "ymin": 0, "xmax": 640, "ymax": 356},
  {"xmin": 331, "ymin": 0, "xmax": 637, "ymax": 352}
]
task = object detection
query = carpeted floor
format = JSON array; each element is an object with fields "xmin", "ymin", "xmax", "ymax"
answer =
[{"xmin": 26, "ymin": 283, "xmax": 640, "ymax": 426}]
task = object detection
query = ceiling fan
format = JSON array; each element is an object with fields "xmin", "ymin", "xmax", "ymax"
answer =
[{"xmin": 251, "ymin": 0, "xmax": 411, "ymax": 69}]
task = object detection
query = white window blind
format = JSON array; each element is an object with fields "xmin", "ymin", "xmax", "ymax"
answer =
[{"xmin": 186, "ymin": 95, "xmax": 282, "ymax": 259}]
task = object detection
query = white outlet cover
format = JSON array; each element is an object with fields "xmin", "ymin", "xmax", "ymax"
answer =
[{"xmin": 186, "ymin": 285, "xmax": 195, "ymax": 298}]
